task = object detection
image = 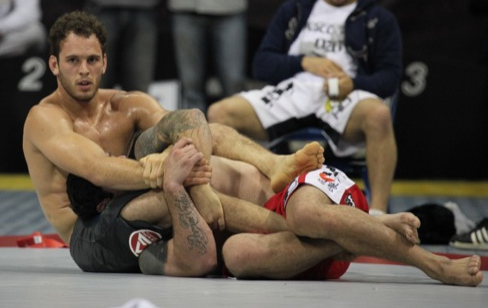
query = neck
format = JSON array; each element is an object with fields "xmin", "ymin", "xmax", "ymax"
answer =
[{"xmin": 55, "ymin": 88, "xmax": 97, "ymax": 117}]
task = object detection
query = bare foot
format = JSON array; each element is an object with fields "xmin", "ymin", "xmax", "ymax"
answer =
[
  {"xmin": 377, "ymin": 212, "xmax": 421, "ymax": 244},
  {"xmin": 270, "ymin": 142, "xmax": 325, "ymax": 192},
  {"xmin": 433, "ymin": 255, "xmax": 484, "ymax": 286}
]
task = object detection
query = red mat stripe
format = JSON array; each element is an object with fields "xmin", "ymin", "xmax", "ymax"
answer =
[
  {"xmin": 0, "ymin": 234, "xmax": 65, "ymax": 247},
  {"xmin": 1, "ymin": 234, "xmax": 487, "ymax": 270}
]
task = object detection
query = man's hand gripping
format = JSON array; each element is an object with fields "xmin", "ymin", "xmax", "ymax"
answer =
[{"xmin": 139, "ymin": 145, "xmax": 212, "ymax": 189}]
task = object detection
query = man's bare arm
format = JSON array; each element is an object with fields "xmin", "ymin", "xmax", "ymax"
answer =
[
  {"xmin": 139, "ymin": 138, "xmax": 216, "ymax": 276},
  {"xmin": 24, "ymin": 105, "xmax": 148, "ymax": 190}
]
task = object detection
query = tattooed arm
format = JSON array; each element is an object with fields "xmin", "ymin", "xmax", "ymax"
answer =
[{"xmin": 139, "ymin": 138, "xmax": 216, "ymax": 276}]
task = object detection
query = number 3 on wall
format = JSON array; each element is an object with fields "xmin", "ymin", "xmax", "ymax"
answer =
[
  {"xmin": 18, "ymin": 57, "xmax": 46, "ymax": 92},
  {"xmin": 401, "ymin": 61, "xmax": 428, "ymax": 97}
]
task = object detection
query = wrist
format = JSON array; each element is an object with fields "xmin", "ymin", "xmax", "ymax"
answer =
[{"xmin": 163, "ymin": 181, "xmax": 184, "ymax": 194}]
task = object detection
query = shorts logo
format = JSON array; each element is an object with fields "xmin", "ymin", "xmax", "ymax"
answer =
[
  {"xmin": 129, "ymin": 229, "xmax": 162, "ymax": 257},
  {"xmin": 344, "ymin": 193, "xmax": 356, "ymax": 208},
  {"xmin": 261, "ymin": 81, "xmax": 294, "ymax": 107},
  {"xmin": 319, "ymin": 172, "xmax": 335, "ymax": 182}
]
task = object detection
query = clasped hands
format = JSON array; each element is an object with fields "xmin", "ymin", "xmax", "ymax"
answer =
[
  {"xmin": 139, "ymin": 140, "xmax": 212, "ymax": 190},
  {"xmin": 301, "ymin": 56, "xmax": 354, "ymax": 100}
]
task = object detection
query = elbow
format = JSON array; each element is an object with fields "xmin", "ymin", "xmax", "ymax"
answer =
[
  {"xmin": 181, "ymin": 248, "xmax": 218, "ymax": 277},
  {"xmin": 194, "ymin": 238, "xmax": 218, "ymax": 276},
  {"xmin": 195, "ymin": 254, "xmax": 218, "ymax": 276},
  {"xmin": 178, "ymin": 235, "xmax": 218, "ymax": 277}
]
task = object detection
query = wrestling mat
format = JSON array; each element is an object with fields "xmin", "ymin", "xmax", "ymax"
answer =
[
  {"xmin": 0, "ymin": 247, "xmax": 486, "ymax": 308},
  {"xmin": 1, "ymin": 177, "xmax": 488, "ymax": 307}
]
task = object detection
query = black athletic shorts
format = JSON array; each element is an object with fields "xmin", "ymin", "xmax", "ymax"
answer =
[{"xmin": 69, "ymin": 190, "xmax": 173, "ymax": 273}]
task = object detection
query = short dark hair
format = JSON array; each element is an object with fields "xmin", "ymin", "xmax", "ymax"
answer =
[
  {"xmin": 66, "ymin": 174, "xmax": 113, "ymax": 221},
  {"xmin": 48, "ymin": 11, "xmax": 107, "ymax": 57}
]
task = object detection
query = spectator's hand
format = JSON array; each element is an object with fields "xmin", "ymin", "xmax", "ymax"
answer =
[
  {"xmin": 322, "ymin": 72, "xmax": 354, "ymax": 100},
  {"xmin": 301, "ymin": 56, "xmax": 343, "ymax": 78}
]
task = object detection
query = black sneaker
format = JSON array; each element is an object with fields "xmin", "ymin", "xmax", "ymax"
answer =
[{"xmin": 449, "ymin": 218, "xmax": 488, "ymax": 250}]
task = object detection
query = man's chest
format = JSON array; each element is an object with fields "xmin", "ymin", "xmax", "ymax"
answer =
[{"xmin": 74, "ymin": 115, "xmax": 136, "ymax": 157}]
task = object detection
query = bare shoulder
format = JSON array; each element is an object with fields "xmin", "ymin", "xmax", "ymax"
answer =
[
  {"xmin": 107, "ymin": 89, "xmax": 158, "ymax": 108},
  {"xmin": 24, "ymin": 94, "xmax": 74, "ymax": 143},
  {"xmin": 25, "ymin": 94, "xmax": 69, "ymax": 126},
  {"xmin": 104, "ymin": 89, "xmax": 167, "ymax": 128}
]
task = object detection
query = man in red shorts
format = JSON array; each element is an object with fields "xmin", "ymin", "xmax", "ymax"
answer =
[
  {"xmin": 263, "ymin": 164, "xmax": 368, "ymax": 279},
  {"xmin": 222, "ymin": 167, "xmax": 484, "ymax": 286}
]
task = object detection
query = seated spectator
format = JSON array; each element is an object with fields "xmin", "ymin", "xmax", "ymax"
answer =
[
  {"xmin": 207, "ymin": 0, "xmax": 403, "ymax": 215},
  {"xmin": 0, "ymin": 0, "xmax": 46, "ymax": 57}
]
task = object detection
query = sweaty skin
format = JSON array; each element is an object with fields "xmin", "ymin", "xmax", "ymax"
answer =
[{"xmin": 23, "ymin": 30, "xmax": 326, "ymax": 245}]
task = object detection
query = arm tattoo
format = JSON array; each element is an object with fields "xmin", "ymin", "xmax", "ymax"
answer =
[
  {"xmin": 174, "ymin": 191, "xmax": 208, "ymax": 255},
  {"xmin": 135, "ymin": 109, "xmax": 209, "ymax": 159}
]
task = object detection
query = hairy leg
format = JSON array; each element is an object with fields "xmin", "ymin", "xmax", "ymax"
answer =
[
  {"xmin": 222, "ymin": 231, "xmax": 343, "ymax": 279},
  {"xmin": 120, "ymin": 164, "xmax": 286, "ymax": 236},
  {"xmin": 207, "ymin": 95, "xmax": 269, "ymax": 140},
  {"xmin": 342, "ymin": 99, "xmax": 396, "ymax": 214},
  {"xmin": 120, "ymin": 190, "xmax": 171, "ymax": 228},
  {"xmin": 210, "ymin": 156, "xmax": 274, "ymax": 206},
  {"xmin": 216, "ymin": 191, "xmax": 288, "ymax": 234},
  {"xmin": 285, "ymin": 186, "xmax": 483, "ymax": 286},
  {"xmin": 209, "ymin": 123, "xmax": 324, "ymax": 192}
]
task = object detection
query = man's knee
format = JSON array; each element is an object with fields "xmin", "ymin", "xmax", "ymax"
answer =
[
  {"xmin": 363, "ymin": 99, "xmax": 393, "ymax": 132},
  {"xmin": 286, "ymin": 204, "xmax": 316, "ymax": 236},
  {"xmin": 207, "ymin": 96, "xmax": 253, "ymax": 127},
  {"xmin": 222, "ymin": 235, "xmax": 251, "ymax": 277},
  {"xmin": 222, "ymin": 234, "xmax": 270, "ymax": 278},
  {"xmin": 207, "ymin": 98, "xmax": 234, "ymax": 124},
  {"xmin": 286, "ymin": 189, "xmax": 338, "ymax": 237}
]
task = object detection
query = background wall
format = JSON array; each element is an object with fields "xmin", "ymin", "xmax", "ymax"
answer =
[{"xmin": 1, "ymin": 0, "xmax": 487, "ymax": 180}]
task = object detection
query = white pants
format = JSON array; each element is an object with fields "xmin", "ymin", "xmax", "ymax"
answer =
[{"xmin": 240, "ymin": 77, "xmax": 382, "ymax": 157}]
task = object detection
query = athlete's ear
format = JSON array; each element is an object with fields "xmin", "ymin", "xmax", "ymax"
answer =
[
  {"xmin": 102, "ymin": 53, "xmax": 107, "ymax": 74},
  {"xmin": 49, "ymin": 55, "xmax": 59, "ymax": 76}
]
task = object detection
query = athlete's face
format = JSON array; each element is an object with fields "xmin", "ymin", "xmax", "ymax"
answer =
[
  {"xmin": 324, "ymin": 0, "xmax": 357, "ymax": 7},
  {"xmin": 49, "ymin": 32, "xmax": 107, "ymax": 102}
]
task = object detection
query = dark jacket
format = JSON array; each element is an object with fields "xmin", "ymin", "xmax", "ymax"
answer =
[{"xmin": 252, "ymin": 0, "xmax": 402, "ymax": 98}]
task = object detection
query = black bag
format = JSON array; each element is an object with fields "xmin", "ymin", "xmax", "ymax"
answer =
[{"xmin": 407, "ymin": 203, "xmax": 456, "ymax": 244}]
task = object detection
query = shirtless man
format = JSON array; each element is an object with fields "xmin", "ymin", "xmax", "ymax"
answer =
[
  {"xmin": 221, "ymin": 165, "xmax": 484, "ymax": 287},
  {"xmin": 22, "ymin": 11, "xmax": 323, "ymax": 273},
  {"xmin": 24, "ymin": 11, "xmax": 482, "ymax": 285}
]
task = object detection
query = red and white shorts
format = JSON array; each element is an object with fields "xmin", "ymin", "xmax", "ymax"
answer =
[{"xmin": 264, "ymin": 165, "xmax": 369, "ymax": 280}]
